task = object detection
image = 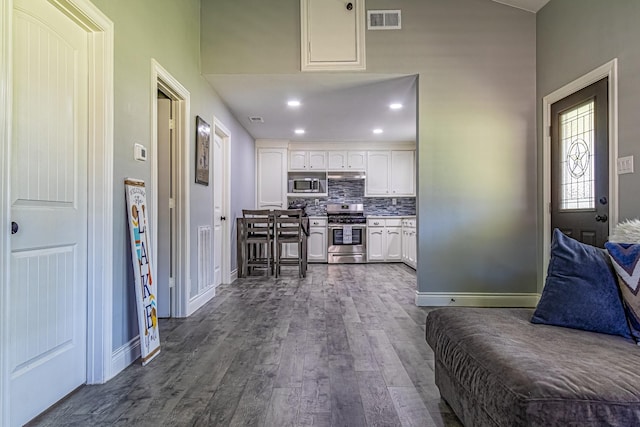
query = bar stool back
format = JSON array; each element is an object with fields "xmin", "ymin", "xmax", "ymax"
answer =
[
  {"xmin": 242, "ymin": 209, "xmax": 274, "ymax": 276},
  {"xmin": 273, "ymin": 209, "xmax": 305, "ymax": 278}
]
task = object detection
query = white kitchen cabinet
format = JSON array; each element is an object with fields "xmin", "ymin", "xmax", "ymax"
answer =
[
  {"xmin": 289, "ymin": 150, "xmax": 327, "ymax": 171},
  {"xmin": 289, "ymin": 150, "xmax": 307, "ymax": 170},
  {"xmin": 391, "ymin": 151, "xmax": 415, "ymax": 196},
  {"xmin": 386, "ymin": 225, "xmax": 402, "ymax": 261},
  {"xmin": 367, "ymin": 218, "xmax": 402, "ymax": 262},
  {"xmin": 308, "ymin": 151, "xmax": 327, "ymax": 170},
  {"xmin": 307, "ymin": 217, "xmax": 327, "ymax": 262},
  {"xmin": 257, "ymin": 148, "xmax": 287, "ymax": 209},
  {"xmin": 402, "ymin": 217, "xmax": 417, "ymax": 269},
  {"xmin": 367, "ymin": 223, "xmax": 385, "ymax": 261},
  {"xmin": 327, "ymin": 150, "xmax": 366, "ymax": 171},
  {"xmin": 366, "ymin": 150, "xmax": 415, "ymax": 196},
  {"xmin": 366, "ymin": 151, "xmax": 391, "ymax": 195},
  {"xmin": 300, "ymin": 0, "xmax": 366, "ymax": 71}
]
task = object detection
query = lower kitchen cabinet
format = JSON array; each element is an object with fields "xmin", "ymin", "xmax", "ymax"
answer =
[
  {"xmin": 367, "ymin": 218, "xmax": 402, "ymax": 262},
  {"xmin": 308, "ymin": 217, "xmax": 327, "ymax": 263},
  {"xmin": 402, "ymin": 217, "xmax": 417, "ymax": 269}
]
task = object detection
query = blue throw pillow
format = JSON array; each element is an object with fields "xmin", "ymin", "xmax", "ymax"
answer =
[{"xmin": 531, "ymin": 229, "xmax": 631, "ymax": 338}]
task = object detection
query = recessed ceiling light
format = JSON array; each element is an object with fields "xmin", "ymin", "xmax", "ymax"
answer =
[
  {"xmin": 389, "ymin": 103, "xmax": 403, "ymax": 110},
  {"xmin": 373, "ymin": 128, "xmax": 383, "ymax": 134},
  {"xmin": 294, "ymin": 128, "xmax": 305, "ymax": 135},
  {"xmin": 288, "ymin": 100, "xmax": 301, "ymax": 107}
]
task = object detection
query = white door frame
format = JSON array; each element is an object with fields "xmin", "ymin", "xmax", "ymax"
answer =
[
  {"xmin": 151, "ymin": 59, "xmax": 191, "ymax": 318},
  {"xmin": 541, "ymin": 59, "xmax": 619, "ymax": 286},
  {"xmin": 0, "ymin": 0, "xmax": 114, "ymax": 423},
  {"xmin": 213, "ymin": 116, "xmax": 232, "ymax": 285}
]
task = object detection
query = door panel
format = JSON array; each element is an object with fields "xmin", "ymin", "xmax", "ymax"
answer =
[
  {"xmin": 10, "ymin": 0, "xmax": 88, "ymax": 424},
  {"xmin": 551, "ymin": 78, "xmax": 608, "ymax": 247},
  {"xmin": 213, "ymin": 134, "xmax": 223, "ymax": 287},
  {"xmin": 157, "ymin": 96, "xmax": 172, "ymax": 317}
]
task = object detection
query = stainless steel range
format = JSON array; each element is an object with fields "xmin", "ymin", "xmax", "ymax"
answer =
[{"xmin": 327, "ymin": 203, "xmax": 367, "ymax": 264}]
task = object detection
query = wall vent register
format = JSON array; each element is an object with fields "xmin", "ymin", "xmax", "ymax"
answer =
[{"xmin": 367, "ymin": 10, "xmax": 401, "ymax": 30}]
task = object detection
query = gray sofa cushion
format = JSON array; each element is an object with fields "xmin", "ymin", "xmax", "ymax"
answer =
[{"xmin": 426, "ymin": 308, "xmax": 640, "ymax": 426}]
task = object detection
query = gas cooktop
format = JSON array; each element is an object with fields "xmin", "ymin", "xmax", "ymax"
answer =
[{"xmin": 326, "ymin": 203, "xmax": 366, "ymax": 224}]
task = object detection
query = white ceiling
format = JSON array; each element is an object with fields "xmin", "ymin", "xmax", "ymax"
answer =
[
  {"xmin": 205, "ymin": 1, "xmax": 549, "ymax": 144},
  {"xmin": 205, "ymin": 74, "xmax": 418, "ymax": 143},
  {"xmin": 491, "ymin": 0, "xmax": 551, "ymax": 13}
]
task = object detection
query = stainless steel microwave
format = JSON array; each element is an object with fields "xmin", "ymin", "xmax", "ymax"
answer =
[{"xmin": 289, "ymin": 178, "xmax": 320, "ymax": 193}]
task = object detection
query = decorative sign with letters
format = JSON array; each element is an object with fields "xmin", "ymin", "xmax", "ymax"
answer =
[{"xmin": 125, "ymin": 178, "xmax": 161, "ymax": 365}]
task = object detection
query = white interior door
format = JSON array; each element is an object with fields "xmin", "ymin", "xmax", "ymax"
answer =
[
  {"xmin": 212, "ymin": 134, "xmax": 223, "ymax": 287},
  {"xmin": 10, "ymin": 0, "xmax": 88, "ymax": 424},
  {"xmin": 157, "ymin": 95, "xmax": 173, "ymax": 317}
]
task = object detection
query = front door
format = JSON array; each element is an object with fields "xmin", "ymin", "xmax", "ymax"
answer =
[
  {"xmin": 551, "ymin": 78, "xmax": 609, "ymax": 247},
  {"xmin": 212, "ymin": 133, "xmax": 223, "ymax": 287},
  {"xmin": 10, "ymin": 0, "xmax": 88, "ymax": 424}
]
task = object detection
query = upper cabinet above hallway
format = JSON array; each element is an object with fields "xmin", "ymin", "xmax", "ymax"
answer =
[{"xmin": 301, "ymin": 0, "xmax": 366, "ymax": 71}]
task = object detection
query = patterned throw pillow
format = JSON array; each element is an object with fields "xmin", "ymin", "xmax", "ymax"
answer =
[{"xmin": 605, "ymin": 242, "xmax": 640, "ymax": 342}]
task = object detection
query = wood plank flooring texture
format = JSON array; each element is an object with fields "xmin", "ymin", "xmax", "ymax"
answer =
[{"xmin": 28, "ymin": 264, "xmax": 463, "ymax": 427}]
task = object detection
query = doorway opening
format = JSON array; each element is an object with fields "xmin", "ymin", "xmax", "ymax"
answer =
[
  {"xmin": 156, "ymin": 90, "xmax": 176, "ymax": 317},
  {"xmin": 151, "ymin": 60, "xmax": 191, "ymax": 318}
]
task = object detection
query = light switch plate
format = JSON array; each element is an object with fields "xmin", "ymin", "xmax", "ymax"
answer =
[{"xmin": 617, "ymin": 155, "xmax": 634, "ymax": 174}]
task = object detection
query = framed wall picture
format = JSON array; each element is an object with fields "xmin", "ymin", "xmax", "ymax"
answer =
[{"xmin": 195, "ymin": 116, "xmax": 210, "ymax": 185}]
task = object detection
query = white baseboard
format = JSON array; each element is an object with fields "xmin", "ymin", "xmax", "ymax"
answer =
[
  {"xmin": 111, "ymin": 337, "xmax": 141, "ymax": 378},
  {"xmin": 230, "ymin": 269, "xmax": 238, "ymax": 283},
  {"xmin": 187, "ymin": 285, "xmax": 216, "ymax": 316},
  {"xmin": 415, "ymin": 292, "xmax": 540, "ymax": 308}
]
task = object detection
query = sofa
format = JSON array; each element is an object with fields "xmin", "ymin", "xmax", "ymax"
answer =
[{"xmin": 425, "ymin": 307, "xmax": 640, "ymax": 426}]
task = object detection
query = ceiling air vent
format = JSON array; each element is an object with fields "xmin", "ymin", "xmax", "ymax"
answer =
[
  {"xmin": 367, "ymin": 10, "xmax": 401, "ymax": 30},
  {"xmin": 248, "ymin": 116, "xmax": 264, "ymax": 124}
]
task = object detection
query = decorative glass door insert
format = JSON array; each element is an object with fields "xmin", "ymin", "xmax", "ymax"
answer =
[{"xmin": 559, "ymin": 100, "xmax": 595, "ymax": 210}]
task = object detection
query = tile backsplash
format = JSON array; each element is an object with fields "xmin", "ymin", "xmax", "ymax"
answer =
[{"xmin": 289, "ymin": 178, "xmax": 416, "ymax": 216}]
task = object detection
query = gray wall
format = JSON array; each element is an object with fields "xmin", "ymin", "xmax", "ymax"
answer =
[
  {"xmin": 537, "ymin": 0, "xmax": 640, "ymax": 288},
  {"xmin": 202, "ymin": 0, "xmax": 538, "ymax": 294},
  {"xmin": 91, "ymin": 0, "xmax": 255, "ymax": 350}
]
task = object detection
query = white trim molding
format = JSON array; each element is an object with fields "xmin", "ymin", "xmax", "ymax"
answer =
[
  {"xmin": 230, "ymin": 269, "xmax": 238, "ymax": 283},
  {"xmin": 541, "ymin": 59, "xmax": 618, "ymax": 289},
  {"xmin": 415, "ymin": 292, "xmax": 540, "ymax": 308},
  {"xmin": 187, "ymin": 286, "xmax": 216, "ymax": 316},
  {"xmin": 150, "ymin": 59, "xmax": 191, "ymax": 319},
  {"xmin": 111, "ymin": 337, "xmax": 141, "ymax": 375},
  {"xmin": 213, "ymin": 116, "xmax": 232, "ymax": 286},
  {"xmin": 0, "ymin": 0, "xmax": 12, "ymax": 423}
]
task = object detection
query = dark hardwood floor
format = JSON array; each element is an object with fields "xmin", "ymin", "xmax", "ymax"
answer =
[{"xmin": 28, "ymin": 263, "xmax": 462, "ymax": 427}]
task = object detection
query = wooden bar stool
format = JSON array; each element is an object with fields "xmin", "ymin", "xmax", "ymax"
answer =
[
  {"xmin": 242, "ymin": 209, "xmax": 274, "ymax": 276},
  {"xmin": 273, "ymin": 209, "xmax": 305, "ymax": 278}
]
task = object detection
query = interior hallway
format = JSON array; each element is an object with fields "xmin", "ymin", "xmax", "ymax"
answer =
[{"xmin": 28, "ymin": 264, "xmax": 461, "ymax": 426}]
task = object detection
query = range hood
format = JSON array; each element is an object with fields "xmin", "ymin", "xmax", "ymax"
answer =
[{"xmin": 327, "ymin": 171, "xmax": 366, "ymax": 180}]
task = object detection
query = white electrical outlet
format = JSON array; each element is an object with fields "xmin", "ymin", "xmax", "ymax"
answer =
[
  {"xmin": 392, "ymin": 198, "xmax": 397, "ymax": 206},
  {"xmin": 617, "ymin": 155, "xmax": 634, "ymax": 174}
]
